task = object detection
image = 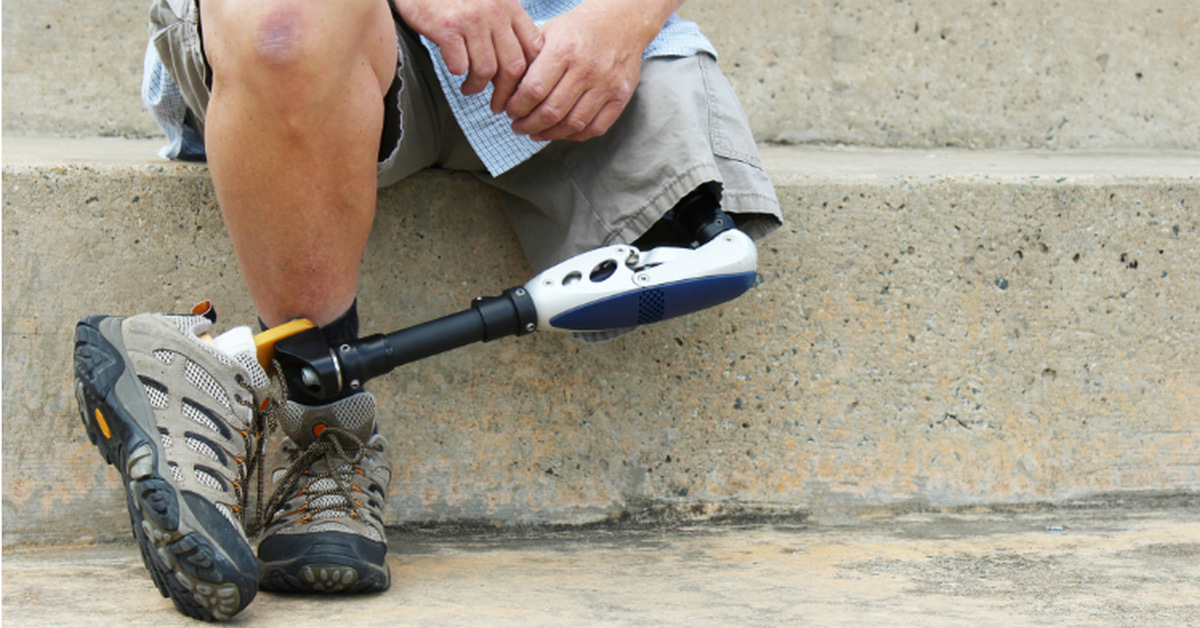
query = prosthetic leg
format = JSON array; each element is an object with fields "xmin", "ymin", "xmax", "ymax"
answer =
[{"xmin": 262, "ymin": 187, "xmax": 758, "ymax": 400}]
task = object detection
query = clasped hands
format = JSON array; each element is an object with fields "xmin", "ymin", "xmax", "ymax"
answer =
[{"xmin": 395, "ymin": 0, "xmax": 674, "ymax": 142}]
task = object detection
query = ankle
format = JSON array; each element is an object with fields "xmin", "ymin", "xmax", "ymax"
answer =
[{"xmin": 261, "ymin": 300, "xmax": 363, "ymax": 405}]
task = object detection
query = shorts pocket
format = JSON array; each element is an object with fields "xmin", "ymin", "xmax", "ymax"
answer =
[{"xmin": 699, "ymin": 54, "xmax": 763, "ymax": 169}]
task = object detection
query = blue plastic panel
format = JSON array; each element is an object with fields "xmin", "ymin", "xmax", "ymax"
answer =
[{"xmin": 549, "ymin": 272, "xmax": 757, "ymax": 331}]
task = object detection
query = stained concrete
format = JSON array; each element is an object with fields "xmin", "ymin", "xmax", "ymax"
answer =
[
  {"xmin": 4, "ymin": 503, "xmax": 1199, "ymax": 626},
  {"xmin": 690, "ymin": 0, "xmax": 1200, "ymax": 150},
  {"xmin": 1, "ymin": 0, "xmax": 147, "ymax": 138},
  {"xmin": 4, "ymin": 1, "xmax": 1198, "ymax": 150},
  {"xmin": 4, "ymin": 138, "xmax": 1198, "ymax": 547}
]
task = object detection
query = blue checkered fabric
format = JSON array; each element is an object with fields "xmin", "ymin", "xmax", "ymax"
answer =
[{"xmin": 422, "ymin": 0, "xmax": 716, "ymax": 175}]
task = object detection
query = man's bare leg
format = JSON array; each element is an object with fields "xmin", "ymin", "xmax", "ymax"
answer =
[
  {"xmin": 200, "ymin": 0, "xmax": 398, "ymax": 328},
  {"xmin": 197, "ymin": 0, "xmax": 401, "ymax": 596}
]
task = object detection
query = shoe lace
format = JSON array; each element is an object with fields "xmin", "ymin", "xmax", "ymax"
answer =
[
  {"xmin": 228, "ymin": 360, "xmax": 288, "ymax": 535},
  {"xmin": 251, "ymin": 425, "xmax": 369, "ymax": 536}
]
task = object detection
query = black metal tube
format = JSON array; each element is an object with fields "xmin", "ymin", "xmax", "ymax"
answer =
[
  {"xmin": 326, "ymin": 286, "xmax": 538, "ymax": 395},
  {"xmin": 338, "ymin": 309, "xmax": 488, "ymax": 389}
]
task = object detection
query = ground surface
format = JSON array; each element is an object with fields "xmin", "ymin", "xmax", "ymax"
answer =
[{"xmin": 4, "ymin": 502, "xmax": 1198, "ymax": 626}]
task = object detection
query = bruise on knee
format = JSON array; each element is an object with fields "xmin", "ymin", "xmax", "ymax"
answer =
[{"xmin": 253, "ymin": 8, "xmax": 305, "ymax": 65}]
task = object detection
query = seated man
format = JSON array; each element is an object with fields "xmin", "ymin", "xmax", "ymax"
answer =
[{"xmin": 75, "ymin": 0, "xmax": 780, "ymax": 620}]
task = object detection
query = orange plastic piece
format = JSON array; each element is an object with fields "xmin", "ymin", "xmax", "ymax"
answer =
[
  {"xmin": 253, "ymin": 319, "xmax": 317, "ymax": 370},
  {"xmin": 94, "ymin": 408, "xmax": 112, "ymax": 440}
]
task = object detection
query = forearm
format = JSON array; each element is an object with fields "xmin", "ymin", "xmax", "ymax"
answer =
[{"xmin": 575, "ymin": 0, "xmax": 685, "ymax": 52}]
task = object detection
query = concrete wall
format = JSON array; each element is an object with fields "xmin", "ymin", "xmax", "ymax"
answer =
[
  {"xmin": 4, "ymin": 1, "xmax": 1198, "ymax": 149},
  {"xmin": 3, "ymin": 0, "xmax": 1199, "ymax": 547},
  {"xmin": 692, "ymin": 0, "xmax": 1200, "ymax": 149},
  {"xmin": 4, "ymin": 142, "xmax": 1197, "ymax": 545}
]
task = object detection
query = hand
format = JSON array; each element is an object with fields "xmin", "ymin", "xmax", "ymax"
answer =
[
  {"xmin": 393, "ymin": 0, "xmax": 543, "ymax": 113},
  {"xmin": 506, "ymin": 0, "xmax": 678, "ymax": 142}
]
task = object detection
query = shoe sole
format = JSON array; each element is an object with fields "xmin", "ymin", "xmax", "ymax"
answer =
[
  {"xmin": 259, "ymin": 532, "xmax": 390, "ymax": 594},
  {"xmin": 74, "ymin": 316, "xmax": 258, "ymax": 621}
]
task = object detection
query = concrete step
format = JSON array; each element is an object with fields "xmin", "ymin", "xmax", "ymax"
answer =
[
  {"xmin": 4, "ymin": 136, "xmax": 1198, "ymax": 547},
  {"xmin": 4, "ymin": 504, "xmax": 1200, "ymax": 626},
  {"xmin": 4, "ymin": 0, "xmax": 1198, "ymax": 150}
]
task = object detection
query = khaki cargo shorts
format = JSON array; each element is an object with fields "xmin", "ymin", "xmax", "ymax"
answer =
[{"xmin": 148, "ymin": 0, "xmax": 782, "ymax": 271}]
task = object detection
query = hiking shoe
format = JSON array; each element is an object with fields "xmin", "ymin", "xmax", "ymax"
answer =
[
  {"xmin": 257, "ymin": 392, "xmax": 392, "ymax": 593},
  {"xmin": 73, "ymin": 310, "xmax": 284, "ymax": 621}
]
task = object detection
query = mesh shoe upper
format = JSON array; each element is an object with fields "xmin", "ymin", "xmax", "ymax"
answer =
[
  {"xmin": 259, "ymin": 392, "xmax": 391, "ymax": 545},
  {"xmin": 127, "ymin": 314, "xmax": 281, "ymax": 532}
]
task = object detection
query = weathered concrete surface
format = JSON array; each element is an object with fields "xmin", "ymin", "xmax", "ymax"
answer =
[
  {"xmin": 4, "ymin": 138, "xmax": 1198, "ymax": 546},
  {"xmin": 5, "ymin": 0, "xmax": 1198, "ymax": 150},
  {"xmin": 4, "ymin": 503, "xmax": 1200, "ymax": 626},
  {"xmin": 1, "ymin": 0, "xmax": 147, "ymax": 138},
  {"xmin": 688, "ymin": 0, "xmax": 1200, "ymax": 150}
]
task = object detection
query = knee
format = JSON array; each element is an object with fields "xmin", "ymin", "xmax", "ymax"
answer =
[
  {"xmin": 249, "ymin": 3, "xmax": 308, "ymax": 67},
  {"xmin": 204, "ymin": 0, "xmax": 392, "ymax": 86},
  {"xmin": 204, "ymin": 0, "xmax": 328, "ymax": 78}
]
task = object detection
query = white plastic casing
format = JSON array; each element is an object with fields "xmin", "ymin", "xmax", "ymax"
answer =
[{"xmin": 523, "ymin": 229, "xmax": 758, "ymax": 331}]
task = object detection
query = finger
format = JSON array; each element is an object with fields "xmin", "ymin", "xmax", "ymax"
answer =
[
  {"xmin": 565, "ymin": 98, "xmax": 628, "ymax": 142},
  {"xmin": 513, "ymin": 76, "xmax": 587, "ymax": 138},
  {"xmin": 438, "ymin": 34, "xmax": 470, "ymax": 77},
  {"xmin": 489, "ymin": 29, "xmax": 528, "ymax": 113},
  {"xmin": 511, "ymin": 11, "xmax": 544, "ymax": 63},
  {"xmin": 529, "ymin": 88, "xmax": 607, "ymax": 142},
  {"xmin": 461, "ymin": 33, "xmax": 499, "ymax": 95},
  {"xmin": 506, "ymin": 55, "xmax": 569, "ymax": 123}
]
